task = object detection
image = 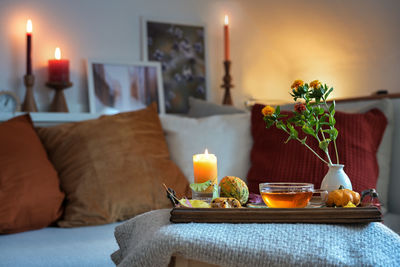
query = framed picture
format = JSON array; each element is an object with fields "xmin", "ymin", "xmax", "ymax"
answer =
[
  {"xmin": 142, "ymin": 17, "xmax": 207, "ymax": 113},
  {"xmin": 87, "ymin": 59, "xmax": 165, "ymax": 114}
]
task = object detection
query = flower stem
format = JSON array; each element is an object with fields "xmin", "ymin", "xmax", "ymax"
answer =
[
  {"xmin": 323, "ymin": 101, "xmax": 340, "ymax": 164},
  {"xmin": 300, "ymin": 139, "xmax": 329, "ymax": 165},
  {"xmin": 319, "ymin": 128, "xmax": 333, "ymax": 165},
  {"xmin": 333, "ymin": 140, "xmax": 339, "ymax": 164},
  {"xmin": 281, "ymin": 127, "xmax": 329, "ymax": 165}
]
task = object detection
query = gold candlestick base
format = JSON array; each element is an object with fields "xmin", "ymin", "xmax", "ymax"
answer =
[
  {"xmin": 22, "ymin": 74, "xmax": 38, "ymax": 112},
  {"xmin": 46, "ymin": 81, "xmax": 73, "ymax": 112},
  {"xmin": 221, "ymin": 60, "xmax": 233, "ymax": 106}
]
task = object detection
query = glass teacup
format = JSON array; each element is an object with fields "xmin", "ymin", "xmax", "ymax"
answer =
[{"xmin": 259, "ymin": 183, "xmax": 327, "ymax": 208}]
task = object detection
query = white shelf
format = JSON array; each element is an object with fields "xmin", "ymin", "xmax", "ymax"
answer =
[{"xmin": 0, "ymin": 112, "xmax": 99, "ymax": 126}]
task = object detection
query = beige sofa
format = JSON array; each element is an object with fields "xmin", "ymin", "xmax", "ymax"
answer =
[{"xmin": 0, "ymin": 96, "xmax": 398, "ymax": 267}]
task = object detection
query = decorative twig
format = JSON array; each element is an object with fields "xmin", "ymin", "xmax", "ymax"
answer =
[{"xmin": 162, "ymin": 183, "xmax": 181, "ymax": 207}]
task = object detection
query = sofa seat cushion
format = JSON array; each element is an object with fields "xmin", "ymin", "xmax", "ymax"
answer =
[{"xmin": 0, "ymin": 223, "xmax": 121, "ymax": 267}]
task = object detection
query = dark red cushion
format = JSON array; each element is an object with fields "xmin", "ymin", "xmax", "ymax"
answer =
[{"xmin": 247, "ymin": 104, "xmax": 387, "ymax": 194}]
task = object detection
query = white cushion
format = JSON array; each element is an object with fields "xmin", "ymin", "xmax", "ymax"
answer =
[
  {"xmin": 335, "ymin": 99, "xmax": 394, "ymax": 213},
  {"xmin": 160, "ymin": 113, "xmax": 252, "ymax": 184}
]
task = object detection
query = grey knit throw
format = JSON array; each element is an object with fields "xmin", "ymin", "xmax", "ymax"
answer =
[{"xmin": 112, "ymin": 209, "xmax": 400, "ymax": 267}]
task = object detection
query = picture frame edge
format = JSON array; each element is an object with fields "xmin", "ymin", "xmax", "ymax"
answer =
[
  {"xmin": 85, "ymin": 58, "xmax": 96, "ymax": 114},
  {"xmin": 86, "ymin": 58, "xmax": 165, "ymax": 114}
]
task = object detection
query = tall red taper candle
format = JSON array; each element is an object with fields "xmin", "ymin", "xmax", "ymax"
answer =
[
  {"xmin": 224, "ymin": 15, "xmax": 230, "ymax": 61},
  {"xmin": 26, "ymin": 19, "xmax": 32, "ymax": 75}
]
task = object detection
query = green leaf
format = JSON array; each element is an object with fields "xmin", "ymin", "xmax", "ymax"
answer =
[
  {"xmin": 276, "ymin": 121, "xmax": 287, "ymax": 131},
  {"xmin": 276, "ymin": 106, "xmax": 280, "ymax": 115},
  {"xmin": 323, "ymin": 128, "xmax": 338, "ymax": 140},
  {"xmin": 329, "ymin": 101, "xmax": 335, "ymax": 113},
  {"xmin": 329, "ymin": 115, "xmax": 336, "ymax": 125},
  {"xmin": 287, "ymin": 122, "xmax": 295, "ymax": 132},
  {"xmin": 287, "ymin": 123, "xmax": 298, "ymax": 138},
  {"xmin": 319, "ymin": 113, "xmax": 328, "ymax": 122},
  {"xmin": 212, "ymin": 184, "xmax": 219, "ymax": 200},
  {"xmin": 278, "ymin": 114, "xmax": 288, "ymax": 119},
  {"xmin": 319, "ymin": 140, "xmax": 331, "ymax": 152},
  {"xmin": 299, "ymin": 137, "xmax": 307, "ymax": 145},
  {"xmin": 190, "ymin": 180, "xmax": 212, "ymax": 192},
  {"xmin": 329, "ymin": 128, "xmax": 339, "ymax": 140},
  {"xmin": 325, "ymin": 88, "xmax": 333, "ymax": 99},
  {"xmin": 266, "ymin": 120, "xmax": 274, "ymax": 128},
  {"xmin": 315, "ymin": 121, "xmax": 320, "ymax": 132},
  {"xmin": 318, "ymin": 107, "xmax": 325, "ymax": 115},
  {"xmin": 302, "ymin": 125, "xmax": 315, "ymax": 136}
]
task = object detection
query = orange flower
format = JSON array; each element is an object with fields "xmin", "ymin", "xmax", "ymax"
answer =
[
  {"xmin": 261, "ymin": 105, "xmax": 275, "ymax": 116},
  {"xmin": 310, "ymin": 80, "xmax": 322, "ymax": 89},
  {"xmin": 291, "ymin": 80, "xmax": 304, "ymax": 90}
]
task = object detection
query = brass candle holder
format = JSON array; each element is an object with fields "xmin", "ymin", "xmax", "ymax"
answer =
[
  {"xmin": 221, "ymin": 60, "xmax": 233, "ymax": 105},
  {"xmin": 46, "ymin": 81, "xmax": 73, "ymax": 112},
  {"xmin": 22, "ymin": 74, "xmax": 38, "ymax": 112}
]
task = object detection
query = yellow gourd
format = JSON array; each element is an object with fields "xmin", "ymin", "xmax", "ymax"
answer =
[{"xmin": 326, "ymin": 185, "xmax": 360, "ymax": 207}]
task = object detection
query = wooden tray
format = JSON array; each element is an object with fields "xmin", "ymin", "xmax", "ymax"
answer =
[{"xmin": 170, "ymin": 207, "xmax": 382, "ymax": 224}]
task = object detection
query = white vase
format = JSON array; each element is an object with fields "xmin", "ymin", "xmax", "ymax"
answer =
[{"xmin": 320, "ymin": 164, "xmax": 352, "ymax": 192}]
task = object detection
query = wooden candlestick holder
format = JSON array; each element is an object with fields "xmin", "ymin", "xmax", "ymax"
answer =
[
  {"xmin": 22, "ymin": 74, "xmax": 38, "ymax": 112},
  {"xmin": 46, "ymin": 81, "xmax": 73, "ymax": 112},
  {"xmin": 221, "ymin": 60, "xmax": 233, "ymax": 105}
]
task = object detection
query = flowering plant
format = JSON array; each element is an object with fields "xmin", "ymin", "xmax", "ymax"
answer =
[{"xmin": 262, "ymin": 80, "xmax": 339, "ymax": 165}]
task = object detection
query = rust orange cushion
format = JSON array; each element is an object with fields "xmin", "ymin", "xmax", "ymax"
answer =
[
  {"xmin": 247, "ymin": 104, "xmax": 387, "ymax": 194},
  {"xmin": 37, "ymin": 104, "xmax": 190, "ymax": 227},
  {"xmin": 0, "ymin": 115, "xmax": 64, "ymax": 234}
]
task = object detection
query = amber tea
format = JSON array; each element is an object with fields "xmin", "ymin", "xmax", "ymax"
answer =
[
  {"xmin": 261, "ymin": 191, "xmax": 313, "ymax": 208},
  {"xmin": 259, "ymin": 183, "xmax": 327, "ymax": 208}
]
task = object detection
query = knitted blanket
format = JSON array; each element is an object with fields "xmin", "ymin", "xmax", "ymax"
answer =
[{"xmin": 112, "ymin": 209, "xmax": 400, "ymax": 267}]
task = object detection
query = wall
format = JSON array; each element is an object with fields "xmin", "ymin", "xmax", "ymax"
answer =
[{"xmin": 0, "ymin": 0, "xmax": 399, "ymax": 112}]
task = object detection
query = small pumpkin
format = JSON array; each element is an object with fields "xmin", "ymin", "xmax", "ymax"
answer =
[{"xmin": 326, "ymin": 185, "xmax": 361, "ymax": 207}]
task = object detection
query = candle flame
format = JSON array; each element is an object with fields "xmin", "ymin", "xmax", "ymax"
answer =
[
  {"xmin": 54, "ymin": 47, "xmax": 61, "ymax": 60},
  {"xmin": 224, "ymin": 15, "xmax": 229, "ymax": 25},
  {"xmin": 26, "ymin": 19, "xmax": 32, "ymax": 33},
  {"xmin": 204, "ymin": 148, "xmax": 209, "ymax": 155}
]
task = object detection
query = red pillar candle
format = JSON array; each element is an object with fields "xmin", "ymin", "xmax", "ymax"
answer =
[
  {"xmin": 48, "ymin": 47, "xmax": 70, "ymax": 83},
  {"xmin": 26, "ymin": 19, "xmax": 32, "ymax": 75},
  {"xmin": 224, "ymin": 15, "xmax": 230, "ymax": 61}
]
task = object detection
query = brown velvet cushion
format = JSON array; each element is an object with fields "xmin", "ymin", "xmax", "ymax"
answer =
[
  {"xmin": 37, "ymin": 105, "xmax": 190, "ymax": 227},
  {"xmin": 0, "ymin": 115, "xmax": 64, "ymax": 234}
]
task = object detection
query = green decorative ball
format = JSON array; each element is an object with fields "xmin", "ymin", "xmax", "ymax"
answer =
[{"xmin": 219, "ymin": 176, "xmax": 249, "ymax": 205}]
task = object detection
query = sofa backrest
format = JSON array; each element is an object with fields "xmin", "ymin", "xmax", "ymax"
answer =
[{"xmin": 389, "ymin": 98, "xmax": 400, "ymax": 213}]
